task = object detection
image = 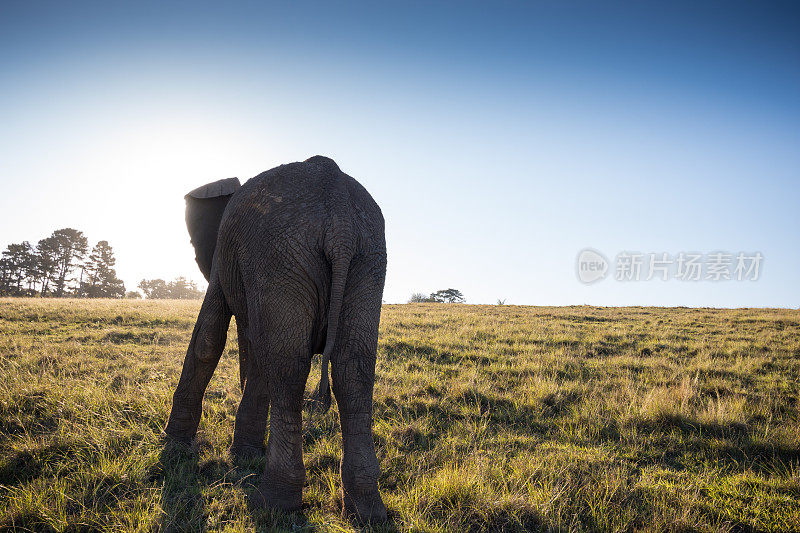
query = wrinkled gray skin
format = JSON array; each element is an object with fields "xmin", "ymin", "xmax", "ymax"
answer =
[{"xmin": 164, "ymin": 156, "xmax": 387, "ymax": 522}]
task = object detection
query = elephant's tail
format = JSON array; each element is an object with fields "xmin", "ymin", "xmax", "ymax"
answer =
[{"xmin": 312, "ymin": 252, "xmax": 351, "ymax": 413}]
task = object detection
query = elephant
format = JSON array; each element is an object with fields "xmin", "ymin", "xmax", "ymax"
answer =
[{"xmin": 164, "ymin": 155, "xmax": 387, "ymax": 522}]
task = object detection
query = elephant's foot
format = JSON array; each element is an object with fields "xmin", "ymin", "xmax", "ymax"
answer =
[
  {"xmin": 250, "ymin": 479, "xmax": 303, "ymax": 512},
  {"xmin": 163, "ymin": 430, "xmax": 193, "ymax": 449},
  {"xmin": 342, "ymin": 482, "xmax": 387, "ymax": 524},
  {"xmin": 164, "ymin": 413, "xmax": 198, "ymax": 446},
  {"xmin": 230, "ymin": 442, "xmax": 264, "ymax": 463},
  {"xmin": 231, "ymin": 411, "xmax": 267, "ymax": 463},
  {"xmin": 164, "ymin": 425, "xmax": 195, "ymax": 446},
  {"xmin": 339, "ymin": 414, "xmax": 386, "ymax": 523}
]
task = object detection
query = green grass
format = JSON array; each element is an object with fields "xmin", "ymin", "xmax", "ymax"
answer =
[{"xmin": 0, "ymin": 299, "xmax": 798, "ymax": 532}]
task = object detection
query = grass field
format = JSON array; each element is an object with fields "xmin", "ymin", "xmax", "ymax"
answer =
[{"xmin": 0, "ymin": 298, "xmax": 798, "ymax": 532}]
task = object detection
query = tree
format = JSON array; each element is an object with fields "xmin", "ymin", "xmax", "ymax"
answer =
[
  {"xmin": 0, "ymin": 257, "xmax": 10, "ymax": 295},
  {"xmin": 81, "ymin": 241, "xmax": 125, "ymax": 298},
  {"xmin": 41, "ymin": 228, "xmax": 88, "ymax": 297},
  {"xmin": 0, "ymin": 250, "xmax": 19, "ymax": 296},
  {"xmin": 35, "ymin": 237, "xmax": 60, "ymax": 296},
  {"xmin": 0, "ymin": 242, "xmax": 37, "ymax": 295},
  {"xmin": 167, "ymin": 277, "xmax": 205, "ymax": 300},
  {"xmin": 408, "ymin": 292, "xmax": 435, "ymax": 303},
  {"xmin": 138, "ymin": 279, "xmax": 170, "ymax": 299},
  {"xmin": 125, "ymin": 290, "xmax": 142, "ymax": 299},
  {"xmin": 430, "ymin": 288, "xmax": 465, "ymax": 303}
]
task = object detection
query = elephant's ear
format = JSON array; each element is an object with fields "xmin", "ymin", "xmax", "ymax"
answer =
[{"xmin": 185, "ymin": 178, "xmax": 241, "ymax": 281}]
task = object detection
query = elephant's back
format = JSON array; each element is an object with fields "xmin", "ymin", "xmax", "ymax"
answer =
[
  {"xmin": 249, "ymin": 155, "xmax": 346, "ymax": 200},
  {"xmin": 224, "ymin": 157, "xmax": 338, "ymax": 232},
  {"xmin": 220, "ymin": 156, "xmax": 383, "ymax": 252}
]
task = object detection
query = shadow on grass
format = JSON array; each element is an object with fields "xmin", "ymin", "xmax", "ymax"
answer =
[
  {"xmin": 0, "ymin": 392, "xmax": 62, "ymax": 437},
  {"xmin": 157, "ymin": 438, "xmax": 320, "ymax": 532},
  {"xmin": 0, "ymin": 512, "xmax": 58, "ymax": 532},
  {"xmin": 599, "ymin": 414, "xmax": 800, "ymax": 475},
  {"xmin": 698, "ymin": 503, "xmax": 759, "ymax": 533},
  {"xmin": 382, "ymin": 340, "xmax": 493, "ymax": 365},
  {"xmin": 245, "ymin": 500, "xmax": 312, "ymax": 532},
  {"xmin": 157, "ymin": 440, "xmax": 208, "ymax": 532},
  {"xmin": 246, "ymin": 491, "xmax": 400, "ymax": 532},
  {"xmin": 0, "ymin": 441, "xmax": 88, "ymax": 487},
  {"xmin": 0, "ymin": 439, "xmax": 136, "ymax": 531},
  {"xmin": 422, "ymin": 500, "xmax": 547, "ymax": 533}
]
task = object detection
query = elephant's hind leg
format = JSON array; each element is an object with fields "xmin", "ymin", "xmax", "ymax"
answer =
[
  {"xmin": 331, "ymin": 252, "xmax": 388, "ymax": 523},
  {"xmin": 248, "ymin": 285, "xmax": 316, "ymax": 512},
  {"xmin": 231, "ymin": 321, "xmax": 269, "ymax": 461},
  {"xmin": 166, "ymin": 274, "xmax": 232, "ymax": 444}
]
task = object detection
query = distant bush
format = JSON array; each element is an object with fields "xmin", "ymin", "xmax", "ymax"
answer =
[
  {"xmin": 409, "ymin": 289, "xmax": 466, "ymax": 303},
  {"xmin": 430, "ymin": 288, "xmax": 465, "ymax": 303},
  {"xmin": 138, "ymin": 277, "xmax": 204, "ymax": 299}
]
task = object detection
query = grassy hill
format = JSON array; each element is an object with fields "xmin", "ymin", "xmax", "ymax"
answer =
[{"xmin": 0, "ymin": 299, "xmax": 798, "ymax": 532}]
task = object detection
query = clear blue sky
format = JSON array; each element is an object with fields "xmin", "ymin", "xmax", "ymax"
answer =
[{"xmin": 1, "ymin": 1, "xmax": 798, "ymax": 306}]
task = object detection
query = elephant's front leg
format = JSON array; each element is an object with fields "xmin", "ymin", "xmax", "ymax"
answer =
[
  {"xmin": 165, "ymin": 275, "xmax": 232, "ymax": 444},
  {"xmin": 231, "ymin": 321, "xmax": 270, "ymax": 461}
]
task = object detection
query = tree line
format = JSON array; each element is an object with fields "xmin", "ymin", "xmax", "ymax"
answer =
[
  {"xmin": 3, "ymin": 229, "xmax": 463, "ymax": 303},
  {"xmin": 0, "ymin": 228, "xmax": 126, "ymax": 298},
  {"xmin": 0, "ymin": 228, "xmax": 205, "ymax": 299}
]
